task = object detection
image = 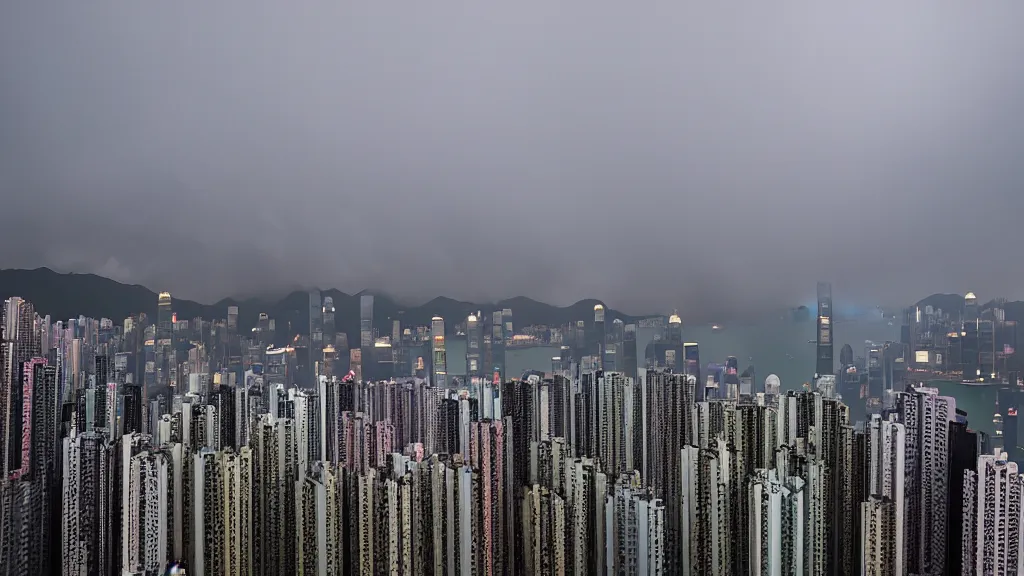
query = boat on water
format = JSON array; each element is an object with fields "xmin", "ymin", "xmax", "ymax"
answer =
[{"xmin": 961, "ymin": 379, "xmax": 1008, "ymax": 387}]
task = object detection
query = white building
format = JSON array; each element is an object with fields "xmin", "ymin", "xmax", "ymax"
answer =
[
  {"xmin": 604, "ymin": 479, "xmax": 666, "ymax": 576},
  {"xmin": 62, "ymin": 432, "xmax": 111, "ymax": 576},
  {"xmin": 961, "ymin": 449, "xmax": 1024, "ymax": 575},
  {"xmin": 864, "ymin": 414, "xmax": 906, "ymax": 576},
  {"xmin": 749, "ymin": 468, "xmax": 805, "ymax": 576},
  {"xmin": 861, "ymin": 497, "xmax": 900, "ymax": 576}
]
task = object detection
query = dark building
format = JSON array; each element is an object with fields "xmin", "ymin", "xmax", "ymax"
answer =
[
  {"xmin": 839, "ymin": 344, "xmax": 854, "ymax": 367},
  {"xmin": 684, "ymin": 343, "xmax": 702, "ymax": 400},
  {"xmin": 866, "ymin": 344, "xmax": 883, "ymax": 400},
  {"xmin": 622, "ymin": 324, "xmax": 638, "ymax": 381},
  {"xmin": 217, "ymin": 386, "xmax": 238, "ymax": 450},
  {"xmin": 962, "ymin": 324, "xmax": 980, "ymax": 379},
  {"xmin": 6, "ymin": 363, "xmax": 25, "ymax": 472},
  {"xmin": 438, "ymin": 398, "xmax": 460, "ymax": 455},
  {"xmin": 947, "ymin": 415, "xmax": 984, "ymax": 572},
  {"xmin": 123, "ymin": 384, "xmax": 144, "ymax": 434}
]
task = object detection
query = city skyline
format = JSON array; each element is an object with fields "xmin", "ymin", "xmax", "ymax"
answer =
[
  {"xmin": 0, "ymin": 266, "xmax": 1005, "ymax": 328},
  {"xmin": 1, "ymin": 281, "xmax": 1023, "ymax": 575},
  {"xmin": 4, "ymin": 2, "xmax": 1024, "ymax": 574}
]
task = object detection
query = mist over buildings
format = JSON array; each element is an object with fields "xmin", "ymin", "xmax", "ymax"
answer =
[{"xmin": 2, "ymin": 1, "xmax": 1024, "ymax": 318}]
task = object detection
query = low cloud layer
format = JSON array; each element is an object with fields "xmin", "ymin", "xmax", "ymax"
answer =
[{"xmin": 2, "ymin": 1, "xmax": 1023, "ymax": 318}]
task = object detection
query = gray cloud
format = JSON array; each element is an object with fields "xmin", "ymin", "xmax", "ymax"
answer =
[{"xmin": 2, "ymin": 1, "xmax": 1024, "ymax": 319}]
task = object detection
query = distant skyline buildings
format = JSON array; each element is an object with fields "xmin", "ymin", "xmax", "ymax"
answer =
[{"xmin": 2, "ymin": 280, "xmax": 1024, "ymax": 575}]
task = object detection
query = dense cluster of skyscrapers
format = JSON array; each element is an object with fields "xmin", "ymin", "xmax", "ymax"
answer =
[
  {"xmin": 902, "ymin": 291, "xmax": 1020, "ymax": 384},
  {"xmin": 0, "ymin": 285, "xmax": 1021, "ymax": 575}
]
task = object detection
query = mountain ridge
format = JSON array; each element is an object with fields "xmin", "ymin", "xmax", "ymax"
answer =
[{"xmin": 0, "ymin": 268, "xmax": 655, "ymax": 341}]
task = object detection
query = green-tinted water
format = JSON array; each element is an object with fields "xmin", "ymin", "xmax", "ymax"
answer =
[
  {"xmin": 506, "ymin": 317, "xmax": 899, "ymax": 392},
  {"xmin": 927, "ymin": 380, "xmax": 1015, "ymax": 437}
]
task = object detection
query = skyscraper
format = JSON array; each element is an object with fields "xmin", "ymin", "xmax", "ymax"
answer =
[
  {"xmin": 121, "ymin": 440, "xmax": 174, "ymax": 575},
  {"xmin": 960, "ymin": 448, "xmax": 1024, "ymax": 575},
  {"xmin": 2, "ymin": 297, "xmax": 38, "ymax": 479},
  {"xmin": 861, "ymin": 497, "xmax": 900, "ymax": 576},
  {"xmin": 431, "ymin": 316, "xmax": 446, "ymax": 389},
  {"xmin": 360, "ymin": 295, "xmax": 374, "ymax": 381},
  {"xmin": 749, "ymin": 468, "xmax": 806, "ymax": 576},
  {"xmin": 523, "ymin": 484, "xmax": 567, "ymax": 575},
  {"xmin": 62, "ymin": 432, "xmax": 112, "ymax": 576},
  {"xmin": 468, "ymin": 419, "xmax": 506, "ymax": 575},
  {"xmin": 322, "ymin": 296, "xmax": 336, "ymax": 365},
  {"xmin": 123, "ymin": 384, "xmax": 145, "ymax": 435},
  {"xmin": 466, "ymin": 314, "xmax": 482, "ymax": 379},
  {"xmin": 816, "ymin": 282, "xmax": 833, "ymax": 377},
  {"xmin": 946, "ymin": 416, "xmax": 983, "ymax": 572},
  {"xmin": 592, "ymin": 304, "xmax": 606, "ymax": 368},
  {"xmin": 156, "ymin": 292, "xmax": 173, "ymax": 389},
  {"xmin": 605, "ymin": 478, "xmax": 665, "ymax": 575},
  {"xmin": 894, "ymin": 387, "xmax": 955, "ymax": 575},
  {"xmin": 864, "ymin": 413, "xmax": 906, "ymax": 575},
  {"xmin": 643, "ymin": 370, "xmax": 695, "ymax": 573},
  {"xmin": 227, "ymin": 305, "xmax": 239, "ymax": 334},
  {"xmin": 360, "ymin": 294, "xmax": 374, "ymax": 349},
  {"xmin": 309, "ymin": 290, "xmax": 323, "ymax": 386}
]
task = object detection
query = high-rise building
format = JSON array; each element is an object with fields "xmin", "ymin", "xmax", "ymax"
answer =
[
  {"xmin": 121, "ymin": 439, "xmax": 174, "ymax": 575},
  {"xmin": 253, "ymin": 415, "xmax": 297, "ymax": 576},
  {"xmin": 643, "ymin": 370, "xmax": 695, "ymax": 573},
  {"xmin": 322, "ymin": 297, "xmax": 335, "ymax": 365},
  {"xmin": 489, "ymin": 310, "xmax": 505, "ymax": 383},
  {"xmin": 466, "ymin": 314, "xmax": 482, "ymax": 379},
  {"xmin": 622, "ymin": 324, "xmax": 638, "ymax": 382},
  {"xmin": 227, "ymin": 305, "xmax": 239, "ymax": 334},
  {"xmin": 156, "ymin": 292, "xmax": 173, "ymax": 342},
  {"xmin": 680, "ymin": 440, "xmax": 732, "ymax": 576},
  {"xmin": 861, "ymin": 497, "xmax": 900, "ymax": 576},
  {"xmin": 123, "ymin": 384, "xmax": 144, "ymax": 435},
  {"xmin": 62, "ymin": 432, "xmax": 112, "ymax": 576},
  {"xmin": 222, "ymin": 447, "xmax": 253, "ymax": 576},
  {"xmin": 6, "ymin": 357, "xmax": 46, "ymax": 479},
  {"xmin": 2, "ymin": 297, "xmax": 39, "ymax": 479},
  {"xmin": 309, "ymin": 290, "xmax": 323, "ymax": 387},
  {"xmin": 431, "ymin": 316, "xmax": 447, "ymax": 389},
  {"xmin": 749, "ymin": 468, "xmax": 806, "ymax": 576},
  {"xmin": 592, "ymin": 305, "xmax": 606, "ymax": 369},
  {"xmin": 156, "ymin": 292, "xmax": 173, "ymax": 389},
  {"xmin": 468, "ymin": 419, "xmax": 506, "ymax": 576},
  {"xmin": 191, "ymin": 448, "xmax": 224, "ymax": 574},
  {"xmin": 960, "ymin": 448, "xmax": 1024, "ymax": 575},
  {"xmin": 893, "ymin": 387, "xmax": 955, "ymax": 575},
  {"xmin": 864, "ymin": 414, "xmax": 906, "ymax": 575},
  {"xmin": 299, "ymin": 463, "xmax": 341, "ymax": 576},
  {"xmin": 605, "ymin": 478, "xmax": 665, "ymax": 575},
  {"xmin": 816, "ymin": 282, "xmax": 833, "ymax": 377},
  {"xmin": 360, "ymin": 295, "xmax": 374, "ymax": 349},
  {"xmin": 947, "ymin": 416, "xmax": 985, "ymax": 572},
  {"xmin": 595, "ymin": 372, "xmax": 638, "ymax": 478},
  {"xmin": 523, "ymin": 484, "xmax": 567, "ymax": 575}
]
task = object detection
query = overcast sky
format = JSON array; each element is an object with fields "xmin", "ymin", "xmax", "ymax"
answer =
[{"xmin": 2, "ymin": 1, "xmax": 1023, "ymax": 317}]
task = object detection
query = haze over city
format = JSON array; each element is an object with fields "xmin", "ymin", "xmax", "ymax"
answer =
[
  {"xmin": 3, "ymin": 1, "xmax": 1024, "ymax": 318},
  {"xmin": 9, "ymin": 3, "xmax": 1024, "ymax": 576}
]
